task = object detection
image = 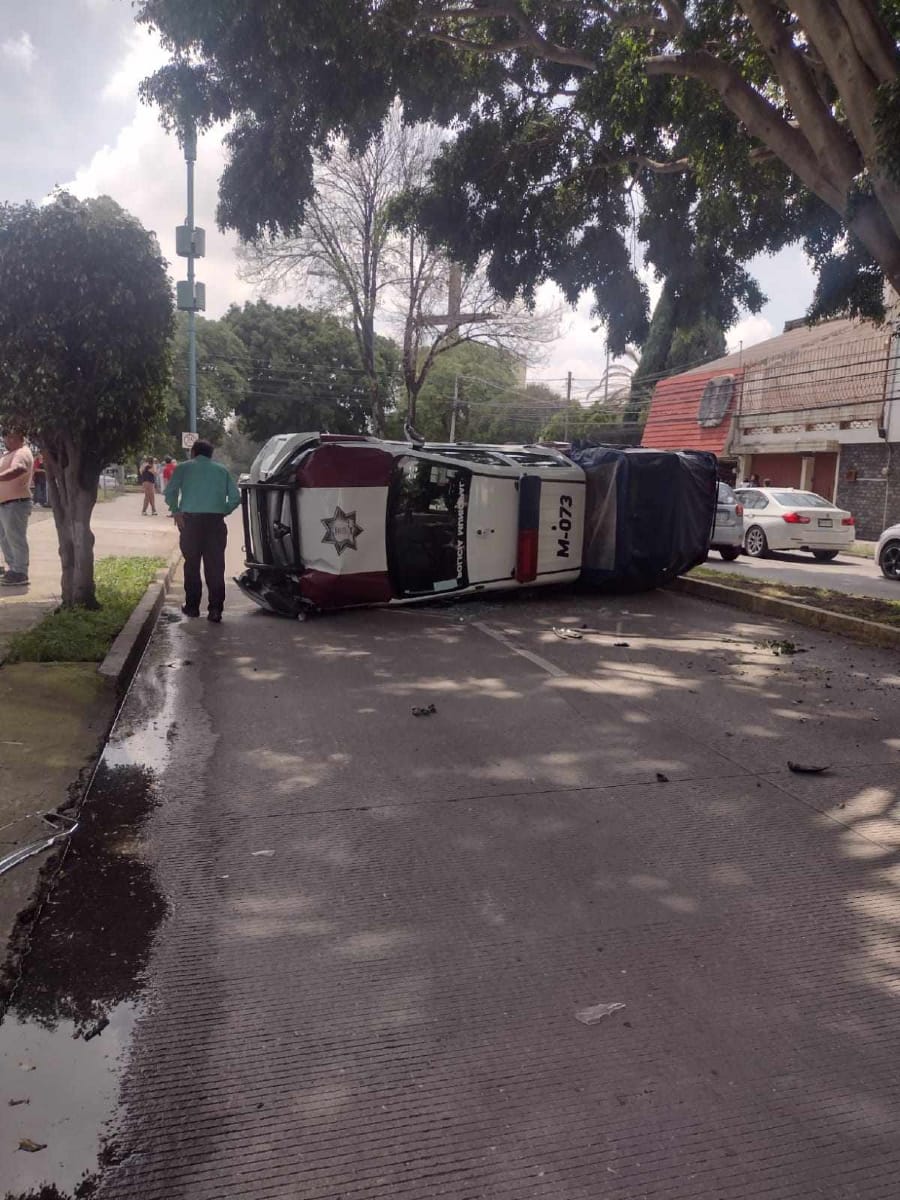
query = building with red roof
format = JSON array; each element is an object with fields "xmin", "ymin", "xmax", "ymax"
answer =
[{"xmin": 641, "ymin": 315, "xmax": 900, "ymax": 539}]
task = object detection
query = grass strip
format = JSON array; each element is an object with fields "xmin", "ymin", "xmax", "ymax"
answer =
[
  {"xmin": 6, "ymin": 556, "xmax": 165, "ymax": 663},
  {"xmin": 689, "ymin": 565, "xmax": 900, "ymax": 627}
]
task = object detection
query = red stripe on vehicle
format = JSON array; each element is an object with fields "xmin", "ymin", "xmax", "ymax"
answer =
[
  {"xmin": 299, "ymin": 570, "xmax": 393, "ymax": 610},
  {"xmin": 296, "ymin": 445, "xmax": 394, "ymax": 488}
]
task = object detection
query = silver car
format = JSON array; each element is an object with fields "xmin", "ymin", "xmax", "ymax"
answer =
[{"xmin": 710, "ymin": 481, "xmax": 743, "ymax": 561}]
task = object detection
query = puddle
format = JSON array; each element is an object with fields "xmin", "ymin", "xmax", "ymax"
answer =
[{"xmin": 0, "ymin": 629, "xmax": 182, "ymax": 1199}]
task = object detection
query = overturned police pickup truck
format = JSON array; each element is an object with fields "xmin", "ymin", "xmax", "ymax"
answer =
[{"xmin": 235, "ymin": 433, "xmax": 716, "ymax": 618}]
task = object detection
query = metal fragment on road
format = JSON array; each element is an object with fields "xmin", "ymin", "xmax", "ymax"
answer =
[
  {"xmin": 575, "ymin": 1002, "xmax": 626, "ymax": 1025},
  {"xmin": 553, "ymin": 627, "xmax": 582, "ymax": 640},
  {"xmin": 0, "ymin": 813, "xmax": 78, "ymax": 878},
  {"xmin": 251, "ymin": 849, "xmax": 275, "ymax": 857},
  {"xmin": 787, "ymin": 761, "xmax": 831, "ymax": 774},
  {"xmin": 18, "ymin": 1139, "xmax": 47, "ymax": 1153},
  {"xmin": 411, "ymin": 703, "xmax": 437, "ymax": 716}
]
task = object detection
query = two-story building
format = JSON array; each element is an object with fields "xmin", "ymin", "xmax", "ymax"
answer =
[{"xmin": 641, "ymin": 315, "xmax": 900, "ymax": 539}]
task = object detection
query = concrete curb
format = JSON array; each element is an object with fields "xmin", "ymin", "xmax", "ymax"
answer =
[
  {"xmin": 98, "ymin": 547, "xmax": 181, "ymax": 690},
  {"xmin": 670, "ymin": 574, "xmax": 900, "ymax": 651}
]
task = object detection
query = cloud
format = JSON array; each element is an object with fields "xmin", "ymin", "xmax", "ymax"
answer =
[
  {"xmin": 727, "ymin": 313, "xmax": 776, "ymax": 353},
  {"xmin": 102, "ymin": 25, "xmax": 170, "ymax": 103},
  {"xmin": 2, "ymin": 32, "xmax": 36, "ymax": 71},
  {"xmin": 62, "ymin": 105, "xmax": 257, "ymax": 319}
]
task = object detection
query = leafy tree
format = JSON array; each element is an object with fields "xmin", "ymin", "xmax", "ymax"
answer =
[
  {"xmin": 0, "ymin": 193, "xmax": 173, "ymax": 607},
  {"xmin": 629, "ymin": 282, "xmax": 727, "ymax": 417},
  {"xmin": 158, "ymin": 311, "xmax": 251, "ymax": 454},
  {"xmin": 138, "ymin": 1, "xmax": 900, "ymax": 343},
  {"xmin": 223, "ymin": 300, "xmax": 399, "ymax": 442},
  {"xmin": 387, "ymin": 341, "xmax": 564, "ymax": 442},
  {"xmin": 238, "ymin": 109, "xmax": 557, "ymax": 428},
  {"xmin": 540, "ymin": 402, "xmax": 636, "ymax": 444},
  {"xmin": 215, "ymin": 423, "xmax": 262, "ymax": 477}
]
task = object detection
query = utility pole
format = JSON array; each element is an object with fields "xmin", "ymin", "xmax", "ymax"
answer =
[
  {"xmin": 564, "ymin": 370, "xmax": 573, "ymax": 441},
  {"xmin": 449, "ymin": 374, "xmax": 460, "ymax": 442},
  {"xmin": 175, "ymin": 123, "xmax": 206, "ymax": 438}
]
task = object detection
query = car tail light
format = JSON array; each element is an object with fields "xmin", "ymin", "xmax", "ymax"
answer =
[
  {"xmin": 782, "ymin": 512, "xmax": 811, "ymax": 524},
  {"xmin": 735, "ymin": 504, "xmax": 744, "ymax": 517},
  {"xmin": 841, "ymin": 515, "xmax": 855, "ymax": 526}
]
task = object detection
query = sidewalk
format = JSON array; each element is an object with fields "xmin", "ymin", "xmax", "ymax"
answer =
[
  {"xmin": 0, "ymin": 493, "xmax": 179, "ymax": 984},
  {"xmin": 0, "ymin": 494, "xmax": 178, "ymax": 661}
]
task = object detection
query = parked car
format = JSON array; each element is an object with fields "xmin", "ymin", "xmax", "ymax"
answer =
[
  {"xmin": 237, "ymin": 433, "xmax": 586, "ymax": 616},
  {"xmin": 710, "ymin": 481, "xmax": 744, "ymax": 561},
  {"xmin": 876, "ymin": 522, "xmax": 900, "ymax": 580},
  {"xmin": 98, "ymin": 472, "xmax": 118, "ymax": 493},
  {"xmin": 734, "ymin": 486, "xmax": 854, "ymax": 559}
]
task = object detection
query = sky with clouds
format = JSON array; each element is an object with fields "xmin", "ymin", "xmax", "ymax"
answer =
[{"xmin": 1, "ymin": 0, "xmax": 819, "ymax": 390}]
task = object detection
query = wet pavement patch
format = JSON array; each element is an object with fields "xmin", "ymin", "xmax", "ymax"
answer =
[{"xmin": 0, "ymin": 759, "xmax": 167, "ymax": 1199}]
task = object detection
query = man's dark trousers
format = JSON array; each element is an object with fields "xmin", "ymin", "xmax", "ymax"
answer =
[{"xmin": 180, "ymin": 513, "xmax": 227, "ymax": 613}]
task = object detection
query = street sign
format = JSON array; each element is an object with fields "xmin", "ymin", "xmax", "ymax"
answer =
[{"xmin": 182, "ymin": 431, "xmax": 199, "ymax": 450}]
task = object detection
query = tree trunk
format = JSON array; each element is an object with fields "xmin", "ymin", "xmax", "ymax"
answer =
[{"xmin": 45, "ymin": 439, "xmax": 98, "ymax": 609}]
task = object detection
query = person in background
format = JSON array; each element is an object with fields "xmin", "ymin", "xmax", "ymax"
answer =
[
  {"xmin": 0, "ymin": 426, "xmax": 35, "ymax": 587},
  {"xmin": 140, "ymin": 459, "xmax": 157, "ymax": 515},
  {"xmin": 164, "ymin": 440, "xmax": 240, "ymax": 623},
  {"xmin": 32, "ymin": 454, "xmax": 48, "ymax": 507},
  {"xmin": 762, "ymin": 477, "xmax": 772, "ymax": 487}
]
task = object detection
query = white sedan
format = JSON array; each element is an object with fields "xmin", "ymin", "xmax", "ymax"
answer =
[
  {"xmin": 734, "ymin": 487, "xmax": 855, "ymax": 560},
  {"xmin": 876, "ymin": 523, "xmax": 900, "ymax": 580}
]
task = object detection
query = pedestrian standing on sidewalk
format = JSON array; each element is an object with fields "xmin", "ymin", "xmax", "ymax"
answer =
[
  {"xmin": 140, "ymin": 459, "xmax": 157, "ymax": 515},
  {"xmin": 0, "ymin": 426, "xmax": 35, "ymax": 587},
  {"xmin": 162, "ymin": 456, "xmax": 177, "ymax": 488},
  {"xmin": 164, "ymin": 440, "xmax": 240, "ymax": 623},
  {"xmin": 33, "ymin": 454, "xmax": 48, "ymax": 507}
]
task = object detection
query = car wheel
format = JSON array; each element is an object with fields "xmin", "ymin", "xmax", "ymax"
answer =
[
  {"xmin": 879, "ymin": 539, "xmax": 900, "ymax": 580},
  {"xmin": 719, "ymin": 546, "xmax": 742, "ymax": 562},
  {"xmin": 744, "ymin": 526, "xmax": 769, "ymax": 558},
  {"xmin": 812, "ymin": 550, "xmax": 838, "ymax": 561}
]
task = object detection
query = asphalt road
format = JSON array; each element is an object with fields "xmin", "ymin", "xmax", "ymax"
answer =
[
  {"xmin": 4, "ymin": 543, "xmax": 900, "ymax": 1199},
  {"xmin": 700, "ymin": 544, "xmax": 900, "ymax": 600}
]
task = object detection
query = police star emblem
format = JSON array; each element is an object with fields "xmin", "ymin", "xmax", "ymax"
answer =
[{"xmin": 321, "ymin": 506, "xmax": 364, "ymax": 555}]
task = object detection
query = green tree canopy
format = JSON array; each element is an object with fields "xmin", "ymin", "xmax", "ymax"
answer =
[
  {"xmin": 386, "ymin": 340, "xmax": 564, "ymax": 442},
  {"xmin": 157, "ymin": 311, "xmax": 251, "ymax": 454},
  {"xmin": 139, "ymin": 2, "xmax": 900, "ymax": 350},
  {"xmin": 223, "ymin": 300, "xmax": 399, "ymax": 442},
  {"xmin": 0, "ymin": 193, "xmax": 173, "ymax": 607}
]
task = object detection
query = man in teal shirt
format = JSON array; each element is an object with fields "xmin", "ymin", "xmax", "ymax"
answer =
[{"xmin": 164, "ymin": 440, "xmax": 240, "ymax": 623}]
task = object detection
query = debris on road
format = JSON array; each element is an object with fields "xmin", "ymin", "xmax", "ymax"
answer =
[
  {"xmin": 251, "ymin": 849, "xmax": 276, "ymax": 857},
  {"xmin": 576, "ymin": 1002, "xmax": 626, "ymax": 1025},
  {"xmin": 613, "ymin": 641, "xmax": 630, "ymax": 648},
  {"xmin": 17, "ymin": 1139, "xmax": 47, "ymax": 1153},
  {"xmin": 412, "ymin": 703, "xmax": 437, "ymax": 716},
  {"xmin": 553, "ymin": 627, "xmax": 583, "ymax": 640},
  {"xmin": 8, "ymin": 1099, "xmax": 30, "ymax": 1107},
  {"xmin": 656, "ymin": 772, "xmax": 669, "ymax": 783},
  {"xmin": 83, "ymin": 1017, "xmax": 109, "ymax": 1041},
  {"xmin": 758, "ymin": 638, "xmax": 806, "ymax": 656},
  {"xmin": 0, "ymin": 812, "xmax": 78, "ymax": 879},
  {"xmin": 787, "ymin": 761, "xmax": 831, "ymax": 774}
]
